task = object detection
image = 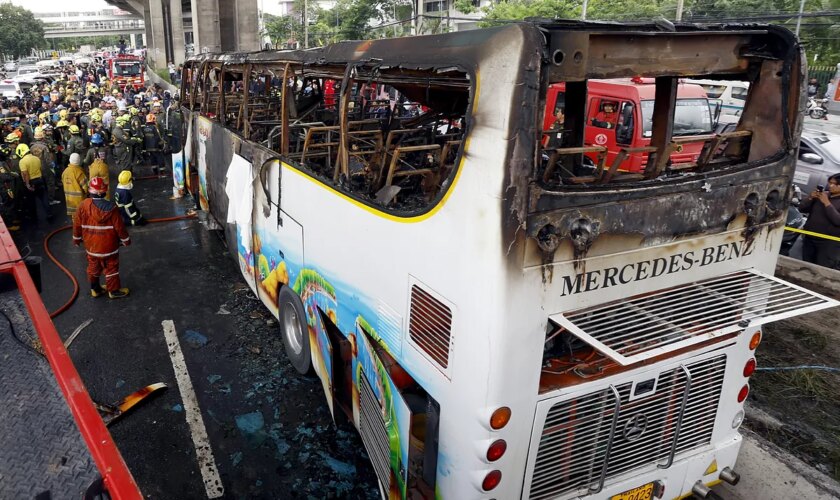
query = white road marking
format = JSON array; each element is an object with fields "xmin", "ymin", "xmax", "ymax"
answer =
[{"xmin": 162, "ymin": 320, "xmax": 224, "ymax": 498}]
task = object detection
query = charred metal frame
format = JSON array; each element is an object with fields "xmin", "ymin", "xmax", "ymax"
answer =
[{"xmin": 523, "ymin": 23, "xmax": 803, "ymax": 271}]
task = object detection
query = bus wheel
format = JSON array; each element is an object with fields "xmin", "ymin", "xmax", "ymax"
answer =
[{"xmin": 278, "ymin": 286, "xmax": 311, "ymax": 374}]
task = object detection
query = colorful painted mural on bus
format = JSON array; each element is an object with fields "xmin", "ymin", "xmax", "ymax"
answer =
[{"xmin": 235, "ymin": 200, "xmax": 414, "ymax": 498}]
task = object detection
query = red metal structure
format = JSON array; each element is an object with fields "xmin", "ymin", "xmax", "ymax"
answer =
[
  {"xmin": 544, "ymin": 79, "xmax": 714, "ymax": 172},
  {"xmin": 0, "ymin": 217, "xmax": 141, "ymax": 499},
  {"xmin": 107, "ymin": 54, "xmax": 145, "ymax": 91}
]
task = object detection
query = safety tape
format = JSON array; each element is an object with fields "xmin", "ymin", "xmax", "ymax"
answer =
[{"xmin": 784, "ymin": 226, "xmax": 840, "ymax": 243}]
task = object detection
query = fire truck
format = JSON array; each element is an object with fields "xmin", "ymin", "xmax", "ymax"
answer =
[{"xmin": 106, "ymin": 54, "xmax": 145, "ymax": 91}]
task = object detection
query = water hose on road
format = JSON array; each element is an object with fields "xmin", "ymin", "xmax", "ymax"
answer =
[{"xmin": 43, "ymin": 214, "xmax": 197, "ymax": 319}]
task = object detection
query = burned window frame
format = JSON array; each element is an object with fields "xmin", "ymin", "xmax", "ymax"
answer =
[
  {"xmin": 219, "ymin": 62, "xmax": 247, "ymax": 135},
  {"xmin": 278, "ymin": 62, "xmax": 475, "ymax": 218}
]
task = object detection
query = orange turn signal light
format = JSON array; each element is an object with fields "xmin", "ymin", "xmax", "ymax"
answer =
[
  {"xmin": 490, "ymin": 407, "xmax": 511, "ymax": 430},
  {"xmin": 749, "ymin": 331, "xmax": 762, "ymax": 350}
]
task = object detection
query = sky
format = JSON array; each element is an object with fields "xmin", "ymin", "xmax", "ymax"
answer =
[
  {"xmin": 5, "ymin": 0, "xmax": 285, "ymax": 15},
  {"xmin": 6, "ymin": 0, "xmax": 113, "ymax": 13}
]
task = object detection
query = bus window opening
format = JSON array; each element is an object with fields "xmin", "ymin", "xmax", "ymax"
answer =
[
  {"xmin": 538, "ymin": 76, "xmax": 756, "ymax": 186},
  {"xmin": 286, "ymin": 67, "xmax": 470, "ymax": 214}
]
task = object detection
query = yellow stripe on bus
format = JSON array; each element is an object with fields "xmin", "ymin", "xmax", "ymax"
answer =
[
  {"xmin": 784, "ymin": 226, "xmax": 840, "ymax": 243},
  {"xmin": 282, "ymin": 72, "xmax": 481, "ymax": 224}
]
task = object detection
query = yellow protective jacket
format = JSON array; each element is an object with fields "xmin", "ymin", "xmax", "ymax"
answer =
[
  {"xmin": 88, "ymin": 158, "xmax": 111, "ymax": 200},
  {"xmin": 62, "ymin": 164, "xmax": 88, "ymax": 217}
]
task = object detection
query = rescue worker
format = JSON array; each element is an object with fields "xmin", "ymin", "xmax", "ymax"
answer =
[
  {"xmin": 165, "ymin": 94, "xmax": 183, "ymax": 153},
  {"xmin": 62, "ymin": 153, "xmax": 88, "ymax": 220},
  {"xmin": 64, "ymin": 125, "xmax": 86, "ymax": 164},
  {"xmin": 72, "ymin": 176, "xmax": 131, "ymax": 299},
  {"xmin": 55, "ymin": 119, "xmax": 71, "ymax": 168},
  {"xmin": 17, "ymin": 143, "xmax": 52, "ymax": 223},
  {"xmin": 0, "ymin": 147, "xmax": 19, "ymax": 230},
  {"xmin": 129, "ymin": 106, "xmax": 145, "ymax": 167},
  {"xmin": 28, "ymin": 127, "xmax": 58, "ymax": 204},
  {"xmin": 84, "ymin": 133, "xmax": 108, "ymax": 168},
  {"xmin": 114, "ymin": 170, "xmax": 146, "ymax": 226},
  {"xmin": 142, "ymin": 113, "xmax": 165, "ymax": 175},
  {"xmin": 112, "ymin": 114, "xmax": 138, "ymax": 173},
  {"xmin": 591, "ymin": 101, "xmax": 619, "ymax": 129},
  {"xmin": 88, "ymin": 146, "xmax": 111, "ymax": 201}
]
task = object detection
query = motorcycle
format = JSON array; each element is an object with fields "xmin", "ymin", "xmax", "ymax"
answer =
[
  {"xmin": 780, "ymin": 186, "xmax": 806, "ymax": 256},
  {"xmin": 806, "ymin": 97, "xmax": 829, "ymax": 119}
]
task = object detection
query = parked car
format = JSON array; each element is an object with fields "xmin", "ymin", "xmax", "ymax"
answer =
[
  {"xmin": 3, "ymin": 61, "xmax": 16, "ymax": 72},
  {"xmin": 0, "ymin": 79, "xmax": 22, "ymax": 99},
  {"xmin": 794, "ymin": 131, "xmax": 840, "ymax": 194},
  {"xmin": 15, "ymin": 65, "xmax": 39, "ymax": 77}
]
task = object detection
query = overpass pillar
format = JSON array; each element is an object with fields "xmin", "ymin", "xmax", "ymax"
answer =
[
  {"xmin": 235, "ymin": 0, "xmax": 260, "ymax": 52},
  {"xmin": 169, "ymin": 0, "xmax": 186, "ymax": 65},
  {"xmin": 190, "ymin": 0, "xmax": 221, "ymax": 54},
  {"xmin": 148, "ymin": 0, "xmax": 168, "ymax": 70}
]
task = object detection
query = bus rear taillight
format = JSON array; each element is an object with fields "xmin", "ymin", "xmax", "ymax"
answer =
[
  {"xmin": 749, "ymin": 331, "xmax": 761, "ymax": 350},
  {"xmin": 490, "ymin": 407, "xmax": 511, "ymax": 430},
  {"xmin": 737, "ymin": 385, "xmax": 749, "ymax": 402},
  {"xmin": 486, "ymin": 439, "xmax": 507, "ymax": 462},
  {"xmin": 482, "ymin": 470, "xmax": 502, "ymax": 491},
  {"xmin": 743, "ymin": 358, "xmax": 756, "ymax": 377}
]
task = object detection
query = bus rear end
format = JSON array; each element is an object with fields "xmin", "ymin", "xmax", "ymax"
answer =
[{"xmin": 495, "ymin": 22, "xmax": 839, "ymax": 500}]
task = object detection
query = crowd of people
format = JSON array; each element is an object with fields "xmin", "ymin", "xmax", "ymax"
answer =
[{"xmin": 0, "ymin": 60, "xmax": 184, "ymax": 232}]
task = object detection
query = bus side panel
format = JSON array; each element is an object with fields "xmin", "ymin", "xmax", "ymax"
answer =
[
  {"xmin": 183, "ymin": 114, "xmax": 193, "ymax": 195},
  {"xmin": 355, "ymin": 322, "xmax": 411, "ymax": 499}
]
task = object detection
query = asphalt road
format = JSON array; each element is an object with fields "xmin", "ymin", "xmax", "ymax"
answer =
[{"xmin": 16, "ymin": 170, "xmax": 378, "ymax": 498}]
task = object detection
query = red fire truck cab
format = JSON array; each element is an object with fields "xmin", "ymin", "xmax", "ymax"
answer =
[
  {"xmin": 545, "ymin": 78, "xmax": 717, "ymax": 173},
  {"xmin": 107, "ymin": 55, "xmax": 145, "ymax": 91}
]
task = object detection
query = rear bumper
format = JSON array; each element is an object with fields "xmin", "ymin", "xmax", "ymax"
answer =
[{"xmin": 570, "ymin": 434, "xmax": 742, "ymax": 500}]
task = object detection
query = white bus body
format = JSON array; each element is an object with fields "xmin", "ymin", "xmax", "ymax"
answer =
[{"xmin": 181, "ymin": 22, "xmax": 837, "ymax": 500}]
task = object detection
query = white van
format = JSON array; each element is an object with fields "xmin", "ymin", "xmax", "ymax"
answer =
[
  {"xmin": 0, "ymin": 80, "xmax": 22, "ymax": 99},
  {"xmin": 684, "ymin": 79, "xmax": 749, "ymax": 120}
]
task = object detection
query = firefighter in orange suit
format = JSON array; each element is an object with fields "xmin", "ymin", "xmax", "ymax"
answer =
[{"xmin": 72, "ymin": 176, "xmax": 131, "ymax": 299}]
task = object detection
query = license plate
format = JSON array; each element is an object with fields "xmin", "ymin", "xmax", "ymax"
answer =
[{"xmin": 611, "ymin": 482, "xmax": 654, "ymax": 500}]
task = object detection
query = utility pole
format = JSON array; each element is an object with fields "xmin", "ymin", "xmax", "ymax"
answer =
[
  {"xmin": 303, "ymin": 0, "xmax": 309, "ymax": 48},
  {"xmin": 581, "ymin": 0, "xmax": 588, "ymax": 20},
  {"xmin": 676, "ymin": 0, "xmax": 684, "ymax": 21},
  {"xmin": 795, "ymin": 0, "xmax": 806, "ymax": 36}
]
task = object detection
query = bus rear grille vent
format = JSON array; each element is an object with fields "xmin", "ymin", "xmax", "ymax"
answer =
[
  {"xmin": 528, "ymin": 354, "xmax": 726, "ymax": 500},
  {"xmin": 408, "ymin": 285, "xmax": 453, "ymax": 369},
  {"xmin": 359, "ymin": 374, "xmax": 391, "ymax": 491}
]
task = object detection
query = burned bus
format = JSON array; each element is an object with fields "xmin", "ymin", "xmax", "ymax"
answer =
[{"xmin": 178, "ymin": 21, "xmax": 838, "ymax": 500}]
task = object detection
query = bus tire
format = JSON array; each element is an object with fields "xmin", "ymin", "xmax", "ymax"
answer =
[{"xmin": 278, "ymin": 286, "xmax": 311, "ymax": 374}]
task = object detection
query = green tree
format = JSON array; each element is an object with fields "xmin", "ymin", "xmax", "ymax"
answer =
[{"xmin": 0, "ymin": 4, "xmax": 45, "ymax": 59}]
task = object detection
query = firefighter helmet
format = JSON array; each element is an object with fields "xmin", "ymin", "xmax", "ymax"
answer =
[
  {"xmin": 15, "ymin": 143, "xmax": 29, "ymax": 158},
  {"xmin": 56, "ymin": 119, "xmax": 70, "ymax": 128},
  {"xmin": 5, "ymin": 133, "xmax": 19, "ymax": 144},
  {"xmin": 118, "ymin": 170, "xmax": 132, "ymax": 185},
  {"xmin": 69, "ymin": 125, "xmax": 80, "ymax": 134},
  {"xmin": 89, "ymin": 176, "xmax": 107, "ymax": 195},
  {"xmin": 33, "ymin": 127, "xmax": 44, "ymax": 140},
  {"xmin": 146, "ymin": 113, "xmax": 156, "ymax": 124},
  {"xmin": 90, "ymin": 133, "xmax": 104, "ymax": 145}
]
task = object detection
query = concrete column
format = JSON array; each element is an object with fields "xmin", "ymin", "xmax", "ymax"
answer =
[
  {"xmin": 149, "ymin": 0, "xmax": 168, "ymax": 70},
  {"xmin": 169, "ymin": 0, "xmax": 186, "ymax": 65},
  {"xmin": 235, "ymin": 0, "xmax": 260, "ymax": 52},
  {"xmin": 130, "ymin": 33, "xmax": 137, "ymax": 49},
  {"xmin": 144, "ymin": 1, "xmax": 153, "ymax": 50},
  {"xmin": 190, "ymin": 0, "xmax": 221, "ymax": 54},
  {"xmin": 217, "ymin": 0, "xmax": 236, "ymax": 52}
]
